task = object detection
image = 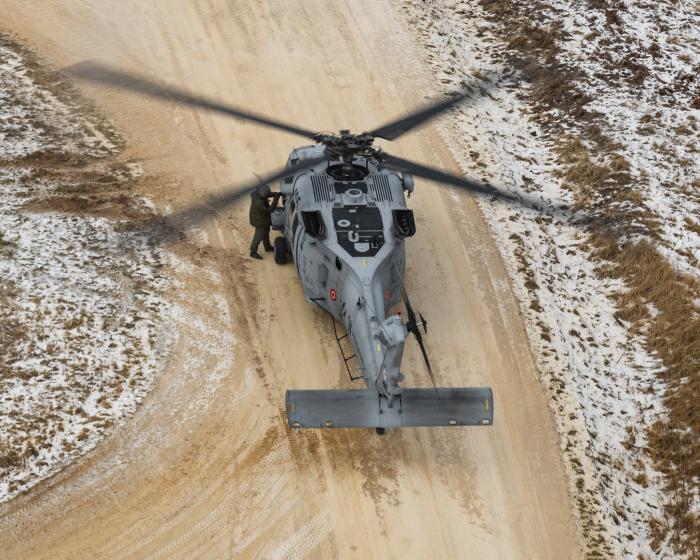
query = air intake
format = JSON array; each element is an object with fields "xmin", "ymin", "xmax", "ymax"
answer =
[
  {"xmin": 369, "ymin": 175, "xmax": 393, "ymax": 202},
  {"xmin": 310, "ymin": 175, "xmax": 335, "ymax": 202}
]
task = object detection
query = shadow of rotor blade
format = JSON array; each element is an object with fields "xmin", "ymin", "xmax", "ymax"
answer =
[
  {"xmin": 65, "ymin": 61, "xmax": 319, "ymax": 140},
  {"xmin": 162, "ymin": 155, "xmax": 327, "ymax": 233},
  {"xmin": 368, "ymin": 78, "xmax": 493, "ymax": 141}
]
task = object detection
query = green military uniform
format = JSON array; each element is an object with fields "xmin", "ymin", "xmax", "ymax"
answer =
[{"xmin": 249, "ymin": 184, "xmax": 279, "ymax": 257}]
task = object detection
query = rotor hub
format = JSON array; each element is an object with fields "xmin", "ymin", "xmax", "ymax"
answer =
[{"xmin": 314, "ymin": 130, "xmax": 379, "ymax": 162}]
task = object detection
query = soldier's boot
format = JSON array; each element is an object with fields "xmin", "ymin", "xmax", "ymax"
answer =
[{"xmin": 263, "ymin": 228, "xmax": 273, "ymax": 252}]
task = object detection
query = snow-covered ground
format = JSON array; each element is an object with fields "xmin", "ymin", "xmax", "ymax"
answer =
[
  {"xmin": 402, "ymin": 1, "xmax": 699, "ymax": 558},
  {"xmin": 0, "ymin": 38, "xmax": 171, "ymax": 501},
  {"xmin": 551, "ymin": 1, "xmax": 699, "ymax": 277}
]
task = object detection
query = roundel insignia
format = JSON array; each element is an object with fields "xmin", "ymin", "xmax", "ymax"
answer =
[{"xmin": 329, "ymin": 288, "xmax": 337, "ymax": 301}]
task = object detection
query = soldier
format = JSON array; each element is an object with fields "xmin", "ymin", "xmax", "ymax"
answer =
[{"xmin": 249, "ymin": 184, "xmax": 280, "ymax": 259}]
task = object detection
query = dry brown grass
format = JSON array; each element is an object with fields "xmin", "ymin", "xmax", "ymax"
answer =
[
  {"xmin": 23, "ymin": 192, "xmax": 141, "ymax": 221},
  {"xmin": 0, "ymin": 281, "xmax": 26, "ymax": 380},
  {"xmin": 0, "ymin": 230, "xmax": 13, "ymax": 253},
  {"xmin": 684, "ymin": 217, "xmax": 700, "ymax": 236},
  {"xmin": 478, "ymin": 0, "xmax": 700, "ymax": 555},
  {"xmin": 554, "ymin": 136, "xmax": 658, "ymax": 239},
  {"xmin": 507, "ymin": 23, "xmax": 560, "ymax": 52},
  {"xmin": 0, "ymin": 444, "xmax": 22, "ymax": 470},
  {"xmin": 577, "ymin": 180, "xmax": 699, "ymax": 529}
]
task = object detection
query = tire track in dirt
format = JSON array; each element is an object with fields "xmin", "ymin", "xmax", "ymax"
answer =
[
  {"xmin": 271, "ymin": 506, "xmax": 335, "ymax": 560},
  {"xmin": 143, "ymin": 433, "xmax": 287, "ymax": 560}
]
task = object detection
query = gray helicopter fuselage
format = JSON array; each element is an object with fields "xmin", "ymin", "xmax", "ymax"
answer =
[{"xmin": 278, "ymin": 145, "xmax": 414, "ymax": 400}]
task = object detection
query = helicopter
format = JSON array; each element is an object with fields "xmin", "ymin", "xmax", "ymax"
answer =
[{"xmin": 68, "ymin": 62, "xmax": 522, "ymax": 432}]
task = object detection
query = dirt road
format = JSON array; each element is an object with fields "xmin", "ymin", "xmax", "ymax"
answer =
[{"xmin": 1, "ymin": 2, "xmax": 581, "ymax": 558}]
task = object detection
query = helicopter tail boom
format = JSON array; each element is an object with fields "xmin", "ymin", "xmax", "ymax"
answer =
[{"xmin": 285, "ymin": 387, "xmax": 493, "ymax": 429}]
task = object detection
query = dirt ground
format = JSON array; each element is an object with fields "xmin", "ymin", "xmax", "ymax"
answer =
[{"xmin": 0, "ymin": 2, "xmax": 582, "ymax": 558}]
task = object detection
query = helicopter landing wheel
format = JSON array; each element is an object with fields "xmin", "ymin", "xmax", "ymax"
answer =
[
  {"xmin": 274, "ymin": 236, "xmax": 288, "ymax": 265},
  {"xmin": 375, "ymin": 427, "xmax": 385, "ymax": 435}
]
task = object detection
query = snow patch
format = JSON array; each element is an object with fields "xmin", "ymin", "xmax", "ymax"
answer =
[{"xmin": 0, "ymin": 35, "xmax": 173, "ymax": 502}]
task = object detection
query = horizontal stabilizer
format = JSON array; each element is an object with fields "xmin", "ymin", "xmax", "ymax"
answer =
[{"xmin": 286, "ymin": 387, "xmax": 493, "ymax": 429}]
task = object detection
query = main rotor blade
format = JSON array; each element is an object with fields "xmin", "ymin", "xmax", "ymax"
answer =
[
  {"xmin": 369, "ymin": 85, "xmax": 481, "ymax": 141},
  {"xmin": 66, "ymin": 61, "xmax": 319, "ymax": 140},
  {"xmin": 381, "ymin": 153, "xmax": 517, "ymax": 203},
  {"xmin": 166, "ymin": 155, "xmax": 326, "ymax": 230},
  {"xmin": 413, "ymin": 328, "xmax": 436, "ymax": 391}
]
